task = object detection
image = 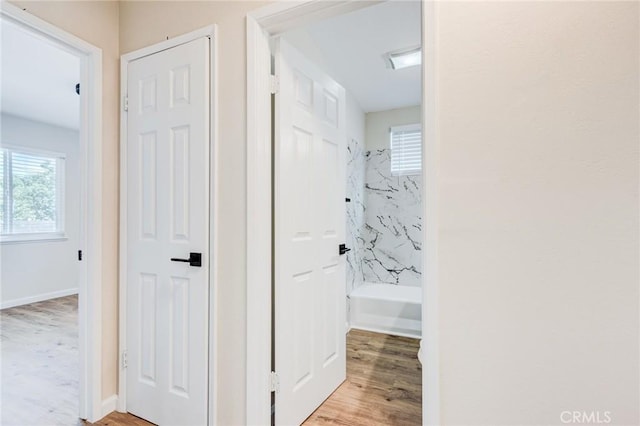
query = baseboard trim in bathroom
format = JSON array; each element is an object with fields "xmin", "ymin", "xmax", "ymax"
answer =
[{"xmin": 350, "ymin": 324, "xmax": 422, "ymax": 340}]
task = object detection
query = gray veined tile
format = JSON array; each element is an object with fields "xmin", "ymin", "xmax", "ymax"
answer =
[{"xmin": 347, "ymin": 145, "xmax": 422, "ymax": 289}]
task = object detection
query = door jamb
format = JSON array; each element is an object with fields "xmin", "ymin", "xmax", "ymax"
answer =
[
  {"xmin": 246, "ymin": 1, "xmax": 440, "ymax": 424},
  {"xmin": 117, "ymin": 25, "xmax": 219, "ymax": 424},
  {"xmin": 0, "ymin": 2, "xmax": 104, "ymax": 422}
]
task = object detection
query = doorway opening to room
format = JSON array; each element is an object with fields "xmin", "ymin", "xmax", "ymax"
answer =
[
  {"xmin": 247, "ymin": 1, "xmax": 438, "ymax": 425},
  {"xmin": 0, "ymin": 3, "xmax": 104, "ymax": 423},
  {"xmin": 274, "ymin": 3, "xmax": 422, "ymax": 424}
]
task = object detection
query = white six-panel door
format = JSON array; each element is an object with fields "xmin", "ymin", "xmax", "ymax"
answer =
[
  {"xmin": 274, "ymin": 38, "xmax": 347, "ymax": 426},
  {"xmin": 126, "ymin": 37, "xmax": 210, "ymax": 426}
]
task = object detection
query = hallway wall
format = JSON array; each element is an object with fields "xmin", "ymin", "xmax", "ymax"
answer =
[{"xmin": 434, "ymin": 2, "xmax": 639, "ymax": 424}]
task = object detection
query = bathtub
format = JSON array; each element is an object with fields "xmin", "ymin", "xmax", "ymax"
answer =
[{"xmin": 348, "ymin": 283, "xmax": 422, "ymax": 338}]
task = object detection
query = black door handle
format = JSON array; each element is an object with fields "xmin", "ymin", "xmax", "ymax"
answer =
[
  {"xmin": 170, "ymin": 252, "xmax": 202, "ymax": 267},
  {"xmin": 339, "ymin": 244, "xmax": 351, "ymax": 255}
]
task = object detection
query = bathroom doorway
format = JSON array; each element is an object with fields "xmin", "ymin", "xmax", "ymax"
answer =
[
  {"xmin": 274, "ymin": 2, "xmax": 423, "ymax": 423},
  {"xmin": 246, "ymin": 0, "xmax": 437, "ymax": 423}
]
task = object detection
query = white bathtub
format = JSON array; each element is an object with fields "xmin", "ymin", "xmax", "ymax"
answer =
[{"xmin": 348, "ymin": 283, "xmax": 422, "ymax": 338}]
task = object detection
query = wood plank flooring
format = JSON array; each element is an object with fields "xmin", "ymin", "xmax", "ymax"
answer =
[
  {"xmin": 1, "ymin": 295, "xmax": 80, "ymax": 426},
  {"xmin": 94, "ymin": 329, "xmax": 421, "ymax": 426},
  {"xmin": 84, "ymin": 412, "xmax": 152, "ymax": 426},
  {"xmin": 302, "ymin": 329, "xmax": 421, "ymax": 426}
]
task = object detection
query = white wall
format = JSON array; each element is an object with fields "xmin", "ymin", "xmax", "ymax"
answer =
[
  {"xmin": 365, "ymin": 105, "xmax": 421, "ymax": 151},
  {"xmin": 346, "ymin": 93, "xmax": 366, "ymax": 183},
  {"xmin": 435, "ymin": 2, "xmax": 639, "ymax": 424},
  {"xmin": 1, "ymin": 113, "xmax": 80, "ymax": 308},
  {"xmin": 282, "ymin": 27, "xmax": 333, "ymax": 78}
]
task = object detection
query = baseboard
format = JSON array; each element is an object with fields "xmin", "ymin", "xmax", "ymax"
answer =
[
  {"xmin": 102, "ymin": 394, "xmax": 118, "ymax": 418},
  {"xmin": 1, "ymin": 288, "xmax": 79, "ymax": 309},
  {"xmin": 350, "ymin": 324, "xmax": 422, "ymax": 339}
]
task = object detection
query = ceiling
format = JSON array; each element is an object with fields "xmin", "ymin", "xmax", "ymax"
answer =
[
  {"xmin": 1, "ymin": 19, "xmax": 80, "ymax": 130},
  {"xmin": 283, "ymin": 0, "xmax": 422, "ymax": 113},
  {"xmin": 1, "ymin": 1, "xmax": 419, "ymax": 128}
]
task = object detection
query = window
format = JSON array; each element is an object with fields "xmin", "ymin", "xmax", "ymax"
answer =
[
  {"xmin": 390, "ymin": 123, "xmax": 422, "ymax": 176},
  {"xmin": 1, "ymin": 147, "xmax": 65, "ymax": 241}
]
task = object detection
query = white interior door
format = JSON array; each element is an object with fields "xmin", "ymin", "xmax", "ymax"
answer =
[
  {"xmin": 274, "ymin": 38, "xmax": 347, "ymax": 426},
  {"xmin": 125, "ymin": 37, "xmax": 210, "ymax": 426}
]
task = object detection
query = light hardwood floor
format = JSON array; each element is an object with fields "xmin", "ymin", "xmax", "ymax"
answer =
[
  {"xmin": 302, "ymin": 329, "xmax": 422, "ymax": 425},
  {"xmin": 85, "ymin": 412, "xmax": 151, "ymax": 426},
  {"xmin": 1, "ymin": 295, "xmax": 80, "ymax": 426},
  {"xmin": 93, "ymin": 329, "xmax": 421, "ymax": 426}
]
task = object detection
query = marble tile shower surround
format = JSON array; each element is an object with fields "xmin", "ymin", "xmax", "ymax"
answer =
[
  {"xmin": 346, "ymin": 137, "xmax": 366, "ymax": 294},
  {"xmin": 359, "ymin": 149, "xmax": 422, "ymax": 287}
]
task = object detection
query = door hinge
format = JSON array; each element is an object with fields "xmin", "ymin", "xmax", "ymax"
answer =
[
  {"xmin": 123, "ymin": 95, "xmax": 129, "ymax": 111},
  {"xmin": 270, "ymin": 75, "xmax": 279, "ymax": 95},
  {"xmin": 78, "ymin": 250, "xmax": 83, "ymax": 261},
  {"xmin": 269, "ymin": 371, "xmax": 279, "ymax": 393},
  {"xmin": 121, "ymin": 350, "xmax": 128, "ymax": 369}
]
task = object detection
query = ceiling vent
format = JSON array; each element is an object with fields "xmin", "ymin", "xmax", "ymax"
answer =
[{"xmin": 386, "ymin": 47, "xmax": 421, "ymax": 70}]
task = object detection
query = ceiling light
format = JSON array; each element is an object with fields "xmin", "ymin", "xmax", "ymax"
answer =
[{"xmin": 386, "ymin": 47, "xmax": 421, "ymax": 70}]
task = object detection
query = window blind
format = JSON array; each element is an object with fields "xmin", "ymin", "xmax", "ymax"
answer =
[
  {"xmin": 390, "ymin": 124, "xmax": 422, "ymax": 176},
  {"xmin": 1, "ymin": 147, "xmax": 63, "ymax": 236}
]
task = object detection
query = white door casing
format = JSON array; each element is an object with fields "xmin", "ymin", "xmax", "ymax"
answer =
[
  {"xmin": 0, "ymin": 3, "xmax": 104, "ymax": 421},
  {"xmin": 247, "ymin": 3, "xmax": 438, "ymax": 425},
  {"xmin": 125, "ymin": 37, "xmax": 210, "ymax": 426},
  {"xmin": 274, "ymin": 38, "xmax": 347, "ymax": 426}
]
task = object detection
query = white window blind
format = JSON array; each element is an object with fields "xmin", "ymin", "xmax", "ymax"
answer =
[
  {"xmin": 390, "ymin": 124, "xmax": 422, "ymax": 176},
  {"xmin": 1, "ymin": 147, "xmax": 65, "ymax": 238}
]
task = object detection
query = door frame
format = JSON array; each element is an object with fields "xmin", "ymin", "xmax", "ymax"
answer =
[
  {"xmin": 0, "ymin": 2, "xmax": 104, "ymax": 422},
  {"xmin": 117, "ymin": 25, "xmax": 219, "ymax": 424},
  {"xmin": 246, "ymin": 1, "xmax": 440, "ymax": 424}
]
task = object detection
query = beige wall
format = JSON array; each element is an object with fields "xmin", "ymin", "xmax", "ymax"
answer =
[
  {"xmin": 365, "ymin": 105, "xmax": 421, "ymax": 151},
  {"xmin": 436, "ymin": 2, "xmax": 639, "ymax": 425},
  {"xmin": 8, "ymin": 0, "xmax": 121, "ymax": 400}
]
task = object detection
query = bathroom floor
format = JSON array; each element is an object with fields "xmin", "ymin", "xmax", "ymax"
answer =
[{"xmin": 303, "ymin": 329, "xmax": 422, "ymax": 425}]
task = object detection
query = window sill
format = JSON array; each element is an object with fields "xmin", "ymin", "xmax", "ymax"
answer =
[{"xmin": 1, "ymin": 233, "xmax": 68, "ymax": 244}]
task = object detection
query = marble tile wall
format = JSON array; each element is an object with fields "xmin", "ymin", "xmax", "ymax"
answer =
[
  {"xmin": 361, "ymin": 149, "xmax": 422, "ymax": 287},
  {"xmin": 346, "ymin": 137, "xmax": 366, "ymax": 294},
  {"xmin": 347, "ymin": 143, "xmax": 423, "ymax": 289}
]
